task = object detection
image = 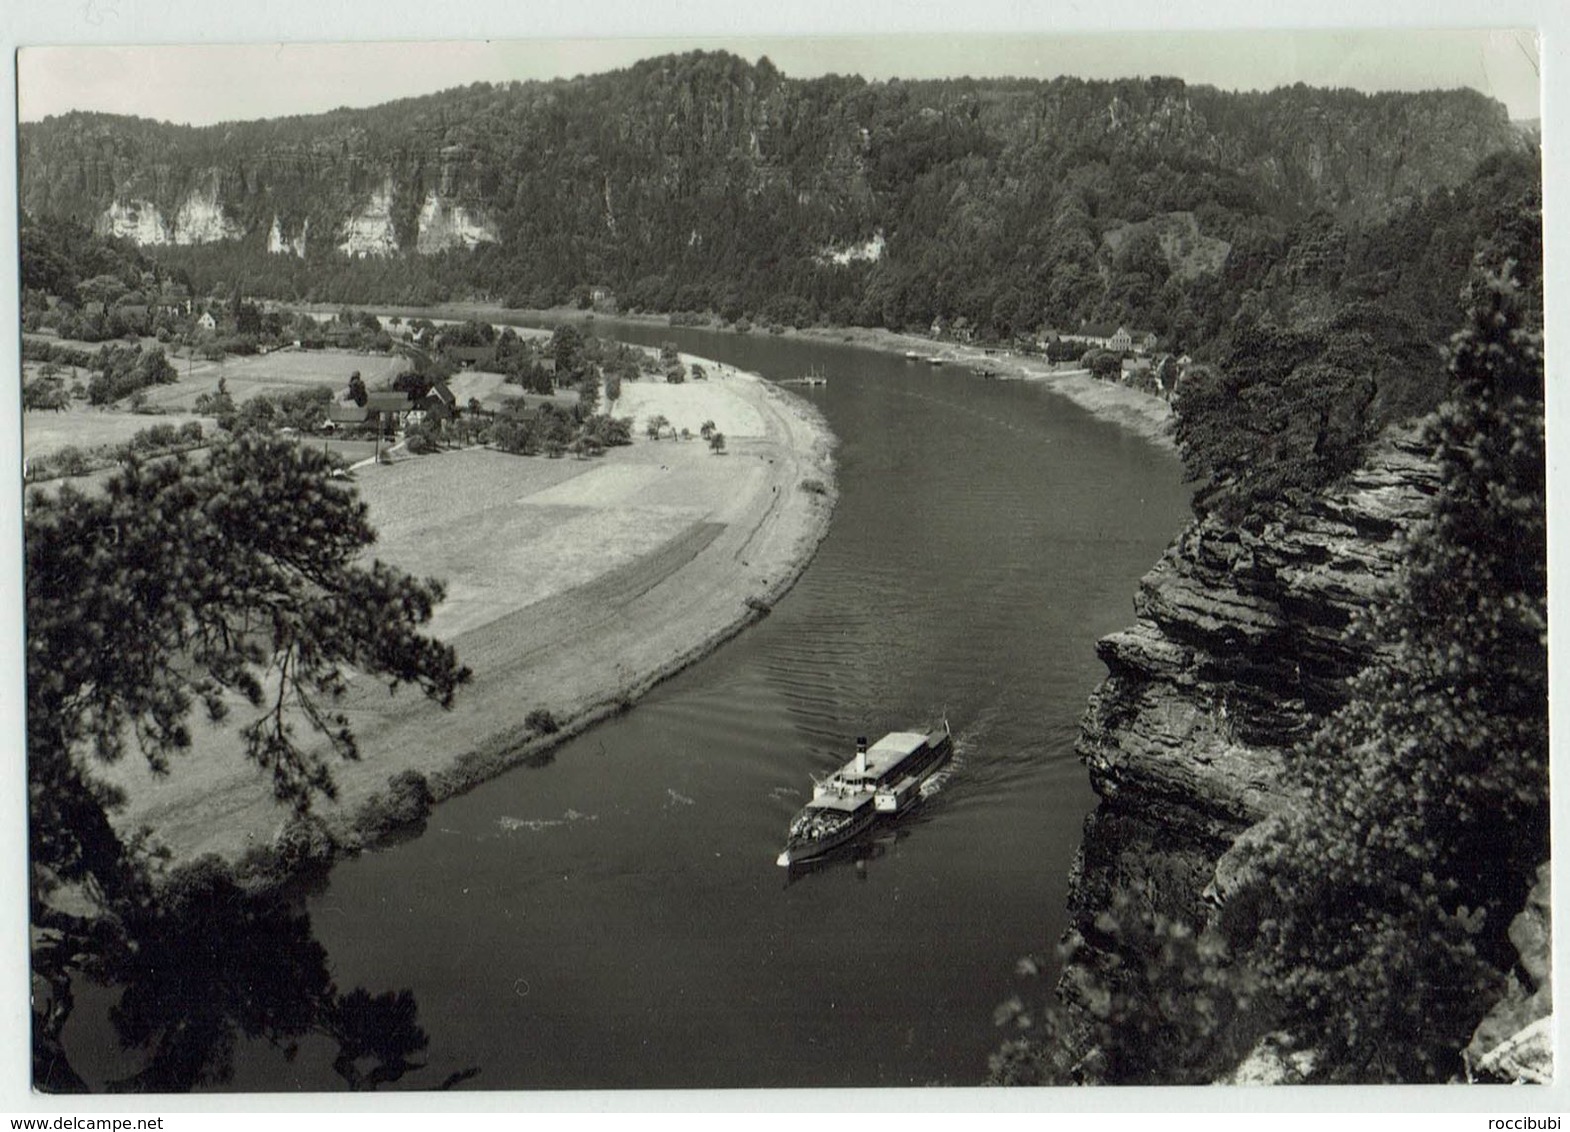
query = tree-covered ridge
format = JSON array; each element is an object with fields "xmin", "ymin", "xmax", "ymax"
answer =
[
  {"xmin": 19, "ymin": 51, "xmax": 1524, "ymax": 337},
  {"xmin": 1172, "ymin": 148, "xmax": 1540, "ymax": 521}
]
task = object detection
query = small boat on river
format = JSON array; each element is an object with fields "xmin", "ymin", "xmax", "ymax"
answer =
[{"xmin": 776, "ymin": 723, "xmax": 953, "ymax": 867}]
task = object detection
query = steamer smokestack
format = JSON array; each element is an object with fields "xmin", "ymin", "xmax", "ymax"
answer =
[{"xmin": 855, "ymin": 737, "xmax": 868, "ymax": 775}]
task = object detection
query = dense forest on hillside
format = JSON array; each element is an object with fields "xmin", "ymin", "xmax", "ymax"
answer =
[{"xmin": 19, "ymin": 51, "xmax": 1527, "ymax": 352}]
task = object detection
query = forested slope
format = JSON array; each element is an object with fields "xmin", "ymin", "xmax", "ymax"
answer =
[{"xmin": 19, "ymin": 51, "xmax": 1525, "ymax": 347}]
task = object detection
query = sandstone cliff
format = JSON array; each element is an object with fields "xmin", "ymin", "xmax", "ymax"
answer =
[
  {"xmin": 1065, "ymin": 426, "xmax": 1441, "ymax": 940},
  {"xmin": 1061, "ymin": 423, "xmax": 1551, "ymax": 1080}
]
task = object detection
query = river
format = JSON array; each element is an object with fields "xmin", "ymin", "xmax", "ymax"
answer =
[{"xmin": 61, "ymin": 324, "xmax": 1191, "ymax": 1091}]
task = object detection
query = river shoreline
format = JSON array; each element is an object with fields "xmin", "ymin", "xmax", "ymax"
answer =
[
  {"xmin": 96, "ymin": 352, "xmax": 838, "ymax": 889},
  {"xmin": 339, "ymin": 301, "xmax": 1178, "ymax": 452}
]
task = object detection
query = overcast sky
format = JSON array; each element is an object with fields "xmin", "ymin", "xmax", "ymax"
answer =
[{"xmin": 16, "ymin": 29, "xmax": 1542, "ymax": 127}]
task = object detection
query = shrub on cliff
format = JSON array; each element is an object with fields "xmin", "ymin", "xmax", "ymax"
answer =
[
  {"xmin": 1172, "ymin": 321, "xmax": 1381, "ymax": 523},
  {"xmin": 988, "ymin": 890, "xmax": 1274, "ymax": 1086}
]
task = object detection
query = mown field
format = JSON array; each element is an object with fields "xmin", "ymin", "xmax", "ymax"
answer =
[
  {"xmin": 612, "ymin": 357, "xmax": 766, "ymax": 439},
  {"xmin": 22, "ymin": 401, "xmax": 216, "ymax": 460},
  {"xmin": 138, "ymin": 348, "xmax": 408, "ymax": 410},
  {"xmin": 21, "ymin": 347, "xmax": 410, "ymax": 459}
]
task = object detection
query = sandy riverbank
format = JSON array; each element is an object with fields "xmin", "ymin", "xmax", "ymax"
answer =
[{"xmin": 98, "ymin": 356, "xmax": 836, "ymax": 872}]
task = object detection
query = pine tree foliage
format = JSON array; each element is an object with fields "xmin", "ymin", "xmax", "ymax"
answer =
[
  {"xmin": 27, "ymin": 434, "xmax": 471, "ymax": 900},
  {"xmin": 28, "ymin": 435, "xmax": 473, "ymax": 1088}
]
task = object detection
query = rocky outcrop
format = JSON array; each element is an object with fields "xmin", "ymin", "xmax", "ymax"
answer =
[
  {"xmin": 171, "ymin": 176, "xmax": 244, "ymax": 245},
  {"xmin": 1466, "ymin": 863, "xmax": 1553, "ymax": 1083},
  {"xmin": 97, "ymin": 198, "xmax": 170, "ymax": 245},
  {"xmin": 337, "ymin": 180, "xmax": 399, "ymax": 257},
  {"xmin": 414, "ymin": 191, "xmax": 498, "ymax": 253},
  {"xmin": 267, "ymin": 215, "xmax": 308, "ymax": 257},
  {"xmin": 1063, "ymin": 425, "xmax": 1441, "ymax": 983},
  {"xmin": 98, "ymin": 176, "xmax": 244, "ymax": 246}
]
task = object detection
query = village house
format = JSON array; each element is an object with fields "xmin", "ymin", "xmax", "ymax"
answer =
[
  {"xmin": 407, "ymin": 382, "xmax": 458, "ymax": 427},
  {"xmin": 1115, "ymin": 328, "xmax": 1161, "ymax": 354},
  {"xmin": 323, "ymin": 403, "xmax": 371, "ymax": 433},
  {"xmin": 420, "ymin": 381, "xmax": 458, "ymax": 421},
  {"xmin": 496, "ymin": 400, "xmax": 542, "ymax": 425},
  {"xmin": 196, "ymin": 310, "xmax": 217, "ymax": 332},
  {"xmin": 1061, "ymin": 323, "xmax": 1117, "ymax": 349},
  {"xmin": 362, "ymin": 391, "xmax": 413, "ymax": 435},
  {"xmin": 447, "ymin": 345, "xmax": 498, "ymax": 370}
]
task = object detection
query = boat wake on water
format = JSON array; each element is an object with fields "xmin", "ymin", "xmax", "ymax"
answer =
[{"xmin": 917, "ymin": 719, "xmax": 982, "ymax": 799}]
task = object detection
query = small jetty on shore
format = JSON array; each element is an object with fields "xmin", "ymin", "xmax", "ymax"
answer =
[{"xmin": 781, "ymin": 366, "xmax": 828, "ymax": 387}]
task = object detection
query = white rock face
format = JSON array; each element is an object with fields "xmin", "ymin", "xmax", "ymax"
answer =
[
  {"xmin": 415, "ymin": 191, "xmax": 498, "ymax": 253},
  {"xmin": 268, "ymin": 215, "xmax": 308, "ymax": 257},
  {"xmin": 97, "ymin": 199, "xmax": 171, "ymax": 245},
  {"xmin": 820, "ymin": 231, "xmax": 885, "ymax": 266},
  {"xmin": 173, "ymin": 180, "xmax": 243, "ymax": 245},
  {"xmin": 338, "ymin": 181, "xmax": 399, "ymax": 257}
]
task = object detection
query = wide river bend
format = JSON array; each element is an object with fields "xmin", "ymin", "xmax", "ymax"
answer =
[{"xmin": 69, "ymin": 323, "xmax": 1191, "ymax": 1091}]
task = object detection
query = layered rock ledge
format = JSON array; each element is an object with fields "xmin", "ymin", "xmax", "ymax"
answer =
[{"xmin": 1065, "ymin": 426, "xmax": 1441, "ymax": 932}]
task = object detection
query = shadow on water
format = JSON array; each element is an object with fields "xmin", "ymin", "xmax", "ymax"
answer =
[
  {"xmin": 781, "ymin": 822, "xmax": 934, "ymax": 888},
  {"xmin": 42, "ymin": 861, "xmax": 479, "ymax": 1093}
]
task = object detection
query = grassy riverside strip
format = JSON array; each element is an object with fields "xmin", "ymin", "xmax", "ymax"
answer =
[{"xmin": 91, "ymin": 354, "xmax": 837, "ymax": 888}]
